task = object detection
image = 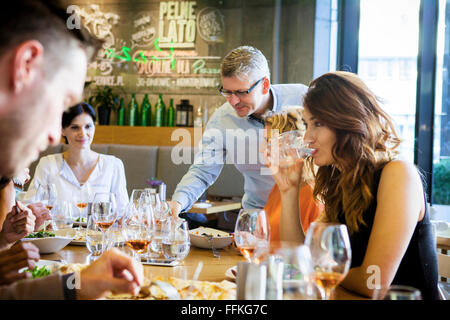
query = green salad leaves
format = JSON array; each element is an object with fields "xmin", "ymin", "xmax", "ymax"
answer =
[
  {"xmin": 25, "ymin": 231, "xmax": 55, "ymax": 238},
  {"xmin": 26, "ymin": 266, "xmax": 51, "ymax": 278}
]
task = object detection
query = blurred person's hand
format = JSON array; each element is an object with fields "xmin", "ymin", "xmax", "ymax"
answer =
[
  {"xmin": 167, "ymin": 200, "xmax": 182, "ymax": 217},
  {"xmin": 0, "ymin": 241, "xmax": 40, "ymax": 285},
  {"xmin": 27, "ymin": 202, "xmax": 51, "ymax": 231},
  {"xmin": 0, "ymin": 202, "xmax": 35, "ymax": 248},
  {"xmin": 76, "ymin": 248, "xmax": 144, "ymax": 300},
  {"xmin": 12, "ymin": 168, "xmax": 30, "ymax": 187}
]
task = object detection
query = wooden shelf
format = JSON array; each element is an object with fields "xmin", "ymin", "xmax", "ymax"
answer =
[{"xmin": 93, "ymin": 125, "xmax": 203, "ymax": 147}]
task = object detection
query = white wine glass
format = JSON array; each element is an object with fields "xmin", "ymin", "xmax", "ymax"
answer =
[
  {"xmin": 36, "ymin": 183, "xmax": 58, "ymax": 210},
  {"xmin": 74, "ymin": 183, "xmax": 92, "ymax": 229},
  {"xmin": 304, "ymin": 222, "xmax": 352, "ymax": 300},
  {"xmin": 91, "ymin": 192, "xmax": 117, "ymax": 254},
  {"xmin": 123, "ymin": 202, "xmax": 154, "ymax": 262},
  {"xmin": 130, "ymin": 189, "xmax": 147, "ymax": 209},
  {"xmin": 234, "ymin": 209, "xmax": 270, "ymax": 264}
]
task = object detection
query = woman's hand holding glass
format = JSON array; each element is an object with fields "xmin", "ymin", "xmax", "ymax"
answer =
[
  {"xmin": 234, "ymin": 209, "xmax": 270, "ymax": 264},
  {"xmin": 304, "ymin": 222, "xmax": 352, "ymax": 300},
  {"xmin": 263, "ymin": 132, "xmax": 305, "ymax": 194}
]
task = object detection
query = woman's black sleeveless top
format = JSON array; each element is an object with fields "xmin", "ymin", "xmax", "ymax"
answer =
[{"xmin": 337, "ymin": 166, "xmax": 439, "ymax": 300}]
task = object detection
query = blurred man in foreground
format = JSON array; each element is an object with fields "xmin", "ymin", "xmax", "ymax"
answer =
[{"xmin": 0, "ymin": 0, "xmax": 143, "ymax": 299}]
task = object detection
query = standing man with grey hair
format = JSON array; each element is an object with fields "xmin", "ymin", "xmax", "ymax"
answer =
[{"xmin": 169, "ymin": 46, "xmax": 308, "ymax": 219}]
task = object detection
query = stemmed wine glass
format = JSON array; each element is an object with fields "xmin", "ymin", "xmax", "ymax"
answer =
[
  {"xmin": 304, "ymin": 222, "xmax": 352, "ymax": 300},
  {"xmin": 91, "ymin": 192, "xmax": 117, "ymax": 254},
  {"xmin": 234, "ymin": 209, "xmax": 270, "ymax": 264},
  {"xmin": 74, "ymin": 182, "xmax": 92, "ymax": 229},
  {"xmin": 130, "ymin": 189, "xmax": 147, "ymax": 209},
  {"xmin": 123, "ymin": 200, "xmax": 155, "ymax": 262},
  {"xmin": 35, "ymin": 182, "xmax": 58, "ymax": 231},
  {"xmin": 36, "ymin": 183, "xmax": 58, "ymax": 211}
]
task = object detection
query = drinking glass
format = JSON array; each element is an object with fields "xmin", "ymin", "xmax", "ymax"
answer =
[
  {"xmin": 161, "ymin": 218, "xmax": 190, "ymax": 263},
  {"xmin": 304, "ymin": 222, "xmax": 352, "ymax": 300},
  {"xmin": 269, "ymin": 130, "xmax": 312, "ymax": 168},
  {"xmin": 91, "ymin": 192, "xmax": 117, "ymax": 254},
  {"xmin": 273, "ymin": 244, "xmax": 321, "ymax": 300},
  {"xmin": 86, "ymin": 215, "xmax": 108, "ymax": 257},
  {"xmin": 123, "ymin": 202, "xmax": 154, "ymax": 261},
  {"xmin": 234, "ymin": 209, "xmax": 270, "ymax": 264},
  {"xmin": 36, "ymin": 183, "xmax": 58, "ymax": 211},
  {"xmin": 149, "ymin": 191, "xmax": 171, "ymax": 221},
  {"xmin": 130, "ymin": 189, "xmax": 147, "ymax": 209},
  {"xmin": 51, "ymin": 200, "xmax": 74, "ymax": 230},
  {"xmin": 74, "ymin": 183, "xmax": 92, "ymax": 229},
  {"xmin": 147, "ymin": 193, "xmax": 171, "ymax": 259}
]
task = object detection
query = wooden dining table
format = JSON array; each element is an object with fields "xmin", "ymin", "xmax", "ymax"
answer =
[{"xmin": 42, "ymin": 242, "xmax": 367, "ymax": 300}]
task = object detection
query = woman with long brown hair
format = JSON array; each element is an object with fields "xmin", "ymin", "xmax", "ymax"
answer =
[
  {"xmin": 273, "ymin": 71, "xmax": 439, "ymax": 299},
  {"xmin": 262, "ymin": 108, "xmax": 322, "ymax": 244}
]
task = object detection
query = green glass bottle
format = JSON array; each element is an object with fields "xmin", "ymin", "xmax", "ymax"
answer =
[
  {"xmin": 127, "ymin": 93, "xmax": 138, "ymax": 126},
  {"xmin": 166, "ymin": 98, "xmax": 175, "ymax": 127},
  {"xmin": 154, "ymin": 93, "xmax": 166, "ymax": 127},
  {"xmin": 140, "ymin": 94, "xmax": 151, "ymax": 126},
  {"xmin": 116, "ymin": 97, "xmax": 125, "ymax": 126}
]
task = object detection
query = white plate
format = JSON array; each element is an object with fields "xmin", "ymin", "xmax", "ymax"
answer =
[
  {"xmin": 189, "ymin": 227, "xmax": 233, "ymax": 249},
  {"xmin": 225, "ymin": 265, "xmax": 237, "ymax": 281}
]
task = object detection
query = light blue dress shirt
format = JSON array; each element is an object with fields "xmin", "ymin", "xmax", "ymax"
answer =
[{"xmin": 172, "ymin": 83, "xmax": 309, "ymax": 212}]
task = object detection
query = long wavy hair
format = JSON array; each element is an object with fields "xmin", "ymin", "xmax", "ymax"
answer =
[{"xmin": 303, "ymin": 71, "xmax": 401, "ymax": 233}]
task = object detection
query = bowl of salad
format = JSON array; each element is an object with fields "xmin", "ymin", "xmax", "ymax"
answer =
[{"xmin": 21, "ymin": 230, "xmax": 74, "ymax": 254}]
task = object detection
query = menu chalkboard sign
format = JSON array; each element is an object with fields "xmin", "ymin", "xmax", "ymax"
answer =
[{"xmin": 71, "ymin": 1, "xmax": 225, "ymax": 95}]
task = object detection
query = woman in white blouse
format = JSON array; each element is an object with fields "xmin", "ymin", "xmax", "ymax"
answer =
[{"xmin": 25, "ymin": 103, "xmax": 129, "ymax": 215}]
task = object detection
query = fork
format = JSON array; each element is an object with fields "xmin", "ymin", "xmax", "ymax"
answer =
[{"xmin": 205, "ymin": 234, "xmax": 220, "ymax": 259}]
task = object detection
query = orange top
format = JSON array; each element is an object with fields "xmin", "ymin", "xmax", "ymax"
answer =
[{"xmin": 264, "ymin": 184, "xmax": 323, "ymax": 243}]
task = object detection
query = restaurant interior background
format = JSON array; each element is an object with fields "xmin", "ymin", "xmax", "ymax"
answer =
[{"xmin": 60, "ymin": 0, "xmax": 449, "ymax": 221}]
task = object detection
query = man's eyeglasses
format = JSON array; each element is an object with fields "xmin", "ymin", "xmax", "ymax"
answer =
[{"xmin": 219, "ymin": 77, "xmax": 265, "ymax": 98}]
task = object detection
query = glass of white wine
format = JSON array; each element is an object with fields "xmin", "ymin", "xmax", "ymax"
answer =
[
  {"xmin": 91, "ymin": 192, "xmax": 117, "ymax": 254},
  {"xmin": 74, "ymin": 183, "xmax": 92, "ymax": 229},
  {"xmin": 123, "ymin": 202, "xmax": 154, "ymax": 262},
  {"xmin": 304, "ymin": 222, "xmax": 352, "ymax": 300},
  {"xmin": 234, "ymin": 209, "xmax": 270, "ymax": 264}
]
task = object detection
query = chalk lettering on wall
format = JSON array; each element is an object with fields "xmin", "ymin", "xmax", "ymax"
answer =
[
  {"xmin": 136, "ymin": 76, "xmax": 220, "ymax": 89},
  {"xmin": 76, "ymin": 4, "xmax": 120, "ymax": 50},
  {"xmin": 131, "ymin": 13, "xmax": 157, "ymax": 49},
  {"xmin": 158, "ymin": 1, "xmax": 197, "ymax": 48},
  {"xmin": 86, "ymin": 75, "xmax": 124, "ymax": 87},
  {"xmin": 197, "ymin": 7, "xmax": 225, "ymax": 43}
]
